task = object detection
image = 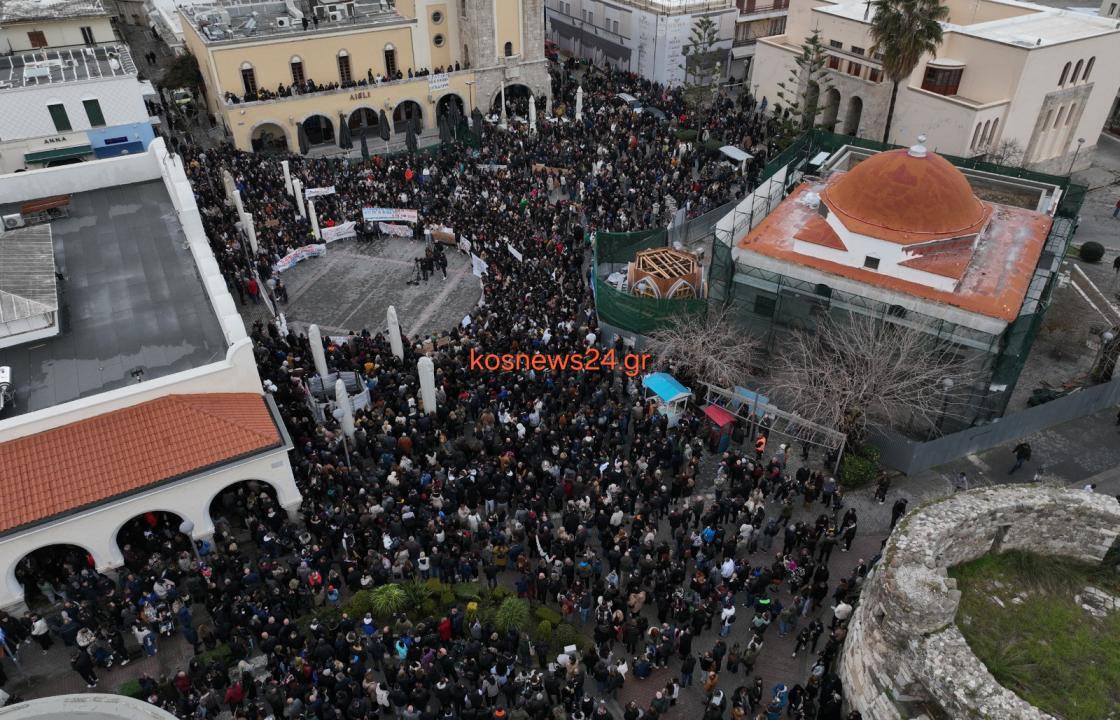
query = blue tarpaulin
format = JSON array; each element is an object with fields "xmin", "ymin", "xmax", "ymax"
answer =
[{"xmin": 643, "ymin": 373, "xmax": 691, "ymax": 403}]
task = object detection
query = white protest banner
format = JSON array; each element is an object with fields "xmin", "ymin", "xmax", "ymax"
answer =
[
  {"xmin": 471, "ymin": 254, "xmax": 488, "ymax": 277},
  {"xmin": 363, "ymin": 207, "xmax": 419, "ymax": 223},
  {"xmin": 458, "ymin": 237, "xmax": 472, "ymax": 254},
  {"xmin": 507, "ymin": 243, "xmax": 523, "ymax": 262},
  {"xmin": 274, "ymin": 244, "xmax": 326, "ymax": 272},
  {"xmin": 428, "ymin": 73, "xmax": 450, "ymax": 91},
  {"xmin": 378, "ymin": 222, "xmax": 413, "ymax": 238},
  {"xmin": 320, "ymin": 220, "xmax": 357, "ymax": 243},
  {"xmin": 329, "ymin": 335, "xmax": 354, "ymax": 346},
  {"xmin": 304, "ymin": 186, "xmax": 336, "ymax": 199}
]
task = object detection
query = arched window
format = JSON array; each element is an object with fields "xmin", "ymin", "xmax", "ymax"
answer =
[
  {"xmin": 384, "ymin": 44, "xmax": 398, "ymax": 76},
  {"xmin": 980, "ymin": 120, "xmax": 991, "ymax": 147},
  {"xmin": 971, "ymin": 122, "xmax": 983, "ymax": 150},
  {"xmin": 240, "ymin": 61, "xmax": 257, "ymax": 97},
  {"xmin": 1053, "ymin": 105, "xmax": 1066, "ymax": 129},
  {"xmin": 1066, "ymin": 103, "xmax": 1077, "ymax": 125},
  {"xmin": 290, "ymin": 55, "xmax": 304, "ymax": 84},
  {"xmin": 1083, "ymin": 57, "xmax": 1095, "ymax": 81},
  {"xmin": 1071, "ymin": 59, "xmax": 1083, "ymax": 84},
  {"xmin": 987, "ymin": 117, "xmax": 999, "ymax": 145},
  {"xmin": 337, "ymin": 49, "xmax": 352, "ymax": 84},
  {"xmin": 1058, "ymin": 62, "xmax": 1071, "ymax": 86},
  {"xmin": 504, "ymin": 41, "xmax": 513, "ymax": 57},
  {"xmin": 1043, "ymin": 109, "xmax": 1053, "ymax": 129}
]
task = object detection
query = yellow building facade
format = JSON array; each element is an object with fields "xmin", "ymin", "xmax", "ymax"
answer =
[{"xmin": 180, "ymin": 0, "xmax": 549, "ymax": 153}]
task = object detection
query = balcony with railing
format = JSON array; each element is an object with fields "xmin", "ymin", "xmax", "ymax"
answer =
[
  {"xmin": 736, "ymin": 0, "xmax": 788, "ymax": 17},
  {"xmin": 222, "ymin": 66, "xmax": 473, "ymax": 107},
  {"xmin": 733, "ymin": 16, "xmax": 786, "ymax": 46}
]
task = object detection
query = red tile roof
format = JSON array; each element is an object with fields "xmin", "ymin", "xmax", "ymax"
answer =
[
  {"xmin": 0, "ymin": 394, "xmax": 281, "ymax": 535},
  {"xmin": 898, "ymin": 251, "xmax": 971, "ymax": 279},
  {"xmin": 794, "ymin": 215, "xmax": 848, "ymax": 251}
]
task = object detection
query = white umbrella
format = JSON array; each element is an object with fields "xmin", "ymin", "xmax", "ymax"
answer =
[
  {"xmin": 418, "ymin": 356, "xmax": 437, "ymax": 414},
  {"xmin": 309, "ymin": 324, "xmax": 328, "ymax": 381},
  {"xmin": 528, "ymin": 94, "xmax": 537, "ymax": 134},
  {"xmin": 575, "ymin": 85, "xmax": 583, "ymax": 121}
]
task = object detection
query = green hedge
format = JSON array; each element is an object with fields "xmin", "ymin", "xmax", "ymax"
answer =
[
  {"xmin": 118, "ymin": 678, "xmax": 145, "ymax": 699},
  {"xmin": 839, "ymin": 444, "xmax": 881, "ymax": 488}
]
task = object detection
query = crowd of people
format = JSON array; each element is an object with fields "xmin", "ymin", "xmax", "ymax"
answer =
[
  {"xmin": 225, "ymin": 63, "xmax": 469, "ymax": 105},
  {"xmin": 0, "ymin": 60, "xmax": 874, "ymax": 720}
]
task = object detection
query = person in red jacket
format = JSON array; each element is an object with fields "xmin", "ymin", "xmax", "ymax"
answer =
[
  {"xmin": 224, "ymin": 681, "xmax": 244, "ymax": 710},
  {"xmin": 438, "ymin": 616, "xmax": 452, "ymax": 642}
]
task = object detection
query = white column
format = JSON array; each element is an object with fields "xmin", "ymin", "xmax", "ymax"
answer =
[
  {"xmin": 387, "ymin": 305, "xmax": 404, "ymax": 360},
  {"xmin": 293, "ymin": 178, "xmax": 306, "ymax": 218},
  {"xmin": 232, "ymin": 188, "xmax": 246, "ymax": 218},
  {"xmin": 529, "ymin": 94, "xmax": 537, "ymax": 134},
  {"xmin": 281, "ymin": 159, "xmax": 293, "ymax": 196},
  {"xmin": 244, "ymin": 213, "xmax": 259, "ymax": 254},
  {"xmin": 308, "ymin": 198, "xmax": 321, "ymax": 240},
  {"xmin": 222, "ymin": 169, "xmax": 235, "ymax": 202},
  {"xmin": 500, "ymin": 84, "xmax": 507, "ymax": 129},
  {"xmin": 335, "ymin": 378, "xmax": 356, "ymax": 439},
  {"xmin": 418, "ymin": 356, "xmax": 437, "ymax": 415},
  {"xmin": 309, "ymin": 323, "xmax": 329, "ymax": 380}
]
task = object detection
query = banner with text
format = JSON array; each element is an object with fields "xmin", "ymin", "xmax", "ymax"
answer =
[
  {"xmin": 304, "ymin": 186, "xmax": 336, "ymax": 199},
  {"xmin": 363, "ymin": 207, "xmax": 419, "ymax": 223},
  {"xmin": 378, "ymin": 222, "xmax": 413, "ymax": 238},
  {"xmin": 507, "ymin": 243, "xmax": 523, "ymax": 262},
  {"xmin": 471, "ymin": 254, "xmax": 488, "ymax": 277},
  {"xmin": 321, "ymin": 221, "xmax": 357, "ymax": 243},
  {"xmin": 275, "ymin": 244, "xmax": 326, "ymax": 272},
  {"xmin": 428, "ymin": 73, "xmax": 450, "ymax": 91}
]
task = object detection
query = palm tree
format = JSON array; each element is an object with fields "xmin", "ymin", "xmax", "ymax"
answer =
[{"xmin": 869, "ymin": 0, "xmax": 949, "ymax": 144}]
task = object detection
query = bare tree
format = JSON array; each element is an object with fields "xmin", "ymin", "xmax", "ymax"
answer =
[
  {"xmin": 987, "ymin": 139, "xmax": 1025, "ymax": 168},
  {"xmin": 768, "ymin": 311, "xmax": 979, "ymax": 442},
  {"xmin": 649, "ymin": 307, "xmax": 758, "ymax": 389}
]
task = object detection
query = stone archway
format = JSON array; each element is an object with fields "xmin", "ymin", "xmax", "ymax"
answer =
[
  {"xmin": 209, "ymin": 479, "xmax": 282, "ymax": 533},
  {"xmin": 844, "ymin": 96, "xmax": 864, "ymax": 137},
  {"xmin": 303, "ymin": 114, "xmax": 335, "ymax": 145},
  {"xmin": 393, "ymin": 100, "xmax": 424, "ymax": 134},
  {"xmin": 115, "ymin": 510, "xmax": 191, "ymax": 571},
  {"xmin": 821, "ymin": 88, "xmax": 841, "ymax": 131},
  {"xmin": 349, "ymin": 107, "xmax": 378, "ymax": 130},
  {"xmin": 13, "ymin": 543, "xmax": 96, "ymax": 608},
  {"xmin": 491, "ymin": 83, "xmax": 533, "ymax": 119},
  {"xmin": 251, "ymin": 122, "xmax": 288, "ymax": 154},
  {"xmin": 436, "ymin": 93, "xmax": 465, "ymax": 121}
]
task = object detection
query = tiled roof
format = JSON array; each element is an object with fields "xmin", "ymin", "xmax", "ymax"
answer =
[
  {"xmin": 794, "ymin": 215, "xmax": 848, "ymax": 251},
  {"xmin": 0, "ymin": 394, "xmax": 281, "ymax": 535}
]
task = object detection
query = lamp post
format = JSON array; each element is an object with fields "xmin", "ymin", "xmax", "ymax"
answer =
[
  {"xmin": 179, "ymin": 518, "xmax": 203, "ymax": 565},
  {"xmin": 465, "ymin": 80, "xmax": 475, "ymax": 112},
  {"xmin": 937, "ymin": 377, "xmax": 954, "ymax": 432},
  {"xmin": 1068, "ymin": 137, "xmax": 1086, "ymax": 176}
]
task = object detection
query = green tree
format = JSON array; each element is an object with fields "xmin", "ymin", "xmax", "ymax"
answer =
[
  {"xmin": 775, "ymin": 29, "xmax": 835, "ymax": 140},
  {"xmin": 679, "ymin": 16, "xmax": 726, "ymax": 108},
  {"xmin": 869, "ymin": 0, "xmax": 949, "ymax": 144},
  {"xmin": 160, "ymin": 52, "xmax": 203, "ymax": 91}
]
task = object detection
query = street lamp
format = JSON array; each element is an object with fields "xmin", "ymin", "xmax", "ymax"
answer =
[
  {"xmin": 465, "ymin": 80, "xmax": 475, "ymax": 112},
  {"xmin": 1068, "ymin": 137, "xmax": 1086, "ymax": 175},
  {"xmin": 179, "ymin": 518, "xmax": 203, "ymax": 565},
  {"xmin": 937, "ymin": 377, "xmax": 955, "ymax": 432}
]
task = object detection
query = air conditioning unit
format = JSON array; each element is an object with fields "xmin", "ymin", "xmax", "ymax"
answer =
[
  {"xmin": 329, "ymin": 11, "xmax": 342, "ymax": 20},
  {"xmin": 276, "ymin": 16, "xmax": 290, "ymax": 27},
  {"xmin": 2, "ymin": 213, "xmax": 25, "ymax": 230}
]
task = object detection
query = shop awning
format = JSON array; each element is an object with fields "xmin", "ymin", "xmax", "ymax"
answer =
[
  {"xmin": 704, "ymin": 403, "xmax": 736, "ymax": 428},
  {"xmin": 643, "ymin": 372, "xmax": 692, "ymax": 403},
  {"xmin": 720, "ymin": 145, "xmax": 753, "ymax": 163},
  {"xmin": 24, "ymin": 145, "xmax": 93, "ymax": 164}
]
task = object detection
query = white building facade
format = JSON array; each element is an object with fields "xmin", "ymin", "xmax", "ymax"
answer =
[
  {"xmin": 752, "ymin": 0, "xmax": 1120, "ymax": 173},
  {"xmin": 544, "ymin": 0, "xmax": 738, "ymax": 86},
  {"xmin": 728, "ymin": 0, "xmax": 788, "ymax": 84}
]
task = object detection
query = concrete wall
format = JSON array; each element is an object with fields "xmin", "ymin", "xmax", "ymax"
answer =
[
  {"xmin": 841, "ymin": 485, "xmax": 1120, "ymax": 720},
  {"xmin": 0, "ymin": 16, "xmax": 116, "ymax": 52},
  {"xmin": 0, "ymin": 694, "xmax": 177, "ymax": 720}
]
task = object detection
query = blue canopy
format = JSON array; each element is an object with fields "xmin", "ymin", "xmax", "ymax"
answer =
[{"xmin": 643, "ymin": 373, "xmax": 692, "ymax": 403}]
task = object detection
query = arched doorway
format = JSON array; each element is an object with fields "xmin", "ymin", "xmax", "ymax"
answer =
[
  {"xmin": 393, "ymin": 100, "xmax": 424, "ymax": 133},
  {"xmin": 251, "ymin": 122, "xmax": 288, "ymax": 154},
  {"xmin": 15, "ymin": 543, "xmax": 96, "ymax": 608},
  {"xmin": 844, "ymin": 96, "xmax": 863, "ymax": 137},
  {"xmin": 303, "ymin": 114, "xmax": 335, "ymax": 145},
  {"xmin": 436, "ymin": 93, "xmax": 465, "ymax": 121},
  {"xmin": 209, "ymin": 479, "xmax": 282, "ymax": 534},
  {"xmin": 115, "ymin": 510, "xmax": 192, "ymax": 572},
  {"xmin": 349, "ymin": 107, "xmax": 377, "ymax": 130},
  {"xmin": 821, "ymin": 88, "xmax": 841, "ymax": 131},
  {"xmin": 491, "ymin": 83, "xmax": 532, "ymax": 119}
]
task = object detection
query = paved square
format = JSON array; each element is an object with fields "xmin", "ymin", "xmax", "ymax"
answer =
[{"xmin": 276, "ymin": 237, "xmax": 481, "ymax": 339}]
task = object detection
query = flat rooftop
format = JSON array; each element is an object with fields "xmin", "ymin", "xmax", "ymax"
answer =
[
  {"xmin": 0, "ymin": 45, "xmax": 136, "ymax": 91},
  {"xmin": 0, "ymin": 0, "xmax": 107, "ymax": 23},
  {"xmin": 182, "ymin": 1, "xmax": 410, "ymax": 44},
  {"xmin": 735, "ymin": 174, "xmax": 1053, "ymax": 323},
  {"xmin": 0, "ymin": 181, "xmax": 228, "ymax": 419}
]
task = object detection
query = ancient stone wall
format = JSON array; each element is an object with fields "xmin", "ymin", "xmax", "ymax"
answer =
[{"xmin": 840, "ymin": 484, "xmax": 1120, "ymax": 720}]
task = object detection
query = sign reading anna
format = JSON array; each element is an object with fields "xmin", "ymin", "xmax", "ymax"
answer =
[{"xmin": 362, "ymin": 207, "xmax": 419, "ymax": 223}]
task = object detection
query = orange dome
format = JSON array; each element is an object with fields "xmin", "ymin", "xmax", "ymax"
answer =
[{"xmin": 821, "ymin": 146, "xmax": 990, "ymax": 245}]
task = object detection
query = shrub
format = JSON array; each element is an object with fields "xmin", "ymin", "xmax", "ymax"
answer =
[
  {"xmin": 195, "ymin": 643, "xmax": 232, "ymax": 669},
  {"xmin": 1080, "ymin": 241, "xmax": 1105, "ymax": 263},
  {"xmin": 347, "ymin": 590, "xmax": 374, "ymax": 618},
  {"xmin": 674, "ymin": 129, "xmax": 697, "ymax": 142},
  {"xmin": 554, "ymin": 622, "xmax": 591, "ymax": 651},
  {"xmin": 118, "ymin": 679, "xmax": 145, "ymax": 698},
  {"xmin": 701, "ymin": 139, "xmax": 724, "ymax": 156},
  {"xmin": 536, "ymin": 620, "xmax": 553, "ymax": 642},
  {"xmin": 839, "ymin": 445, "xmax": 879, "ymax": 488},
  {"xmin": 454, "ymin": 582, "xmax": 483, "ymax": 602},
  {"xmin": 402, "ymin": 579, "xmax": 433, "ymax": 609},
  {"xmin": 494, "ymin": 597, "xmax": 531, "ymax": 633},
  {"xmin": 534, "ymin": 605, "xmax": 563, "ymax": 626},
  {"xmin": 369, "ymin": 584, "xmax": 408, "ymax": 618}
]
